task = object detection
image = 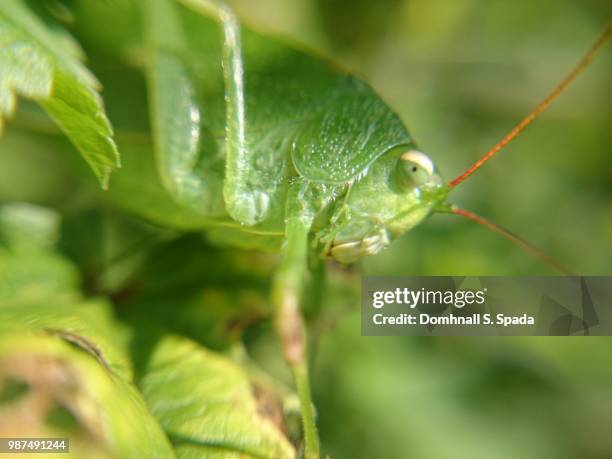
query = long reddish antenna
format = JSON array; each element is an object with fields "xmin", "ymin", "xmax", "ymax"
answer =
[
  {"xmin": 451, "ymin": 206, "xmax": 572, "ymax": 275},
  {"xmin": 450, "ymin": 23, "xmax": 612, "ymax": 188}
]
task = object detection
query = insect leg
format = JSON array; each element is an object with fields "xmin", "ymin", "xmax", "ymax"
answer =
[
  {"xmin": 272, "ymin": 214, "xmax": 320, "ymax": 458},
  {"xmin": 144, "ymin": 0, "xmax": 225, "ymax": 215},
  {"xmin": 178, "ymin": 0, "xmax": 269, "ymax": 225}
]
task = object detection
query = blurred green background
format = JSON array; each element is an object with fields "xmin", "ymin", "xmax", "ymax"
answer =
[{"xmin": 1, "ymin": 0, "xmax": 611, "ymax": 458}]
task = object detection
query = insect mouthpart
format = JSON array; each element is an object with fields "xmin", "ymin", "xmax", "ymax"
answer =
[{"xmin": 327, "ymin": 232, "xmax": 390, "ymax": 264}]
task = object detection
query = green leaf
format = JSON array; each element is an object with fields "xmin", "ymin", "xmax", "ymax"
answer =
[
  {"xmin": 0, "ymin": 206, "xmax": 173, "ymax": 456},
  {"xmin": 118, "ymin": 234, "xmax": 275, "ymax": 350},
  {"xmin": 0, "ymin": 203, "xmax": 131, "ymax": 379},
  {"xmin": 58, "ymin": 207, "xmax": 170, "ymax": 295},
  {"xmin": 0, "ymin": 301, "xmax": 133, "ymax": 381},
  {"xmin": 0, "ymin": 0, "xmax": 120, "ymax": 188},
  {"xmin": 0, "ymin": 203, "xmax": 81, "ymax": 306},
  {"xmin": 0, "ymin": 249, "xmax": 81, "ymax": 306},
  {"xmin": 0, "ymin": 202, "xmax": 60, "ymax": 251},
  {"xmin": 141, "ymin": 335, "xmax": 295, "ymax": 459},
  {"xmin": 0, "ymin": 334, "xmax": 174, "ymax": 458}
]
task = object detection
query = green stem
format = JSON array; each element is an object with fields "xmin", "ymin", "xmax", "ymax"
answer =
[{"xmin": 293, "ymin": 361, "xmax": 319, "ymax": 459}]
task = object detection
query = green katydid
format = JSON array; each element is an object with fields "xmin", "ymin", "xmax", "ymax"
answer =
[
  {"xmin": 1, "ymin": 0, "xmax": 609, "ymax": 456},
  {"xmin": 134, "ymin": 2, "xmax": 611, "ymax": 455}
]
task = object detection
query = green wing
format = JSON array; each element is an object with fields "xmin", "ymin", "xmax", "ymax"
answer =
[
  {"xmin": 54, "ymin": 1, "xmax": 413, "ymax": 224},
  {"xmin": 145, "ymin": 3, "xmax": 415, "ymax": 202}
]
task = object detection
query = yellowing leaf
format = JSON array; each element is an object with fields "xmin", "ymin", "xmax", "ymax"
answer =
[{"xmin": 0, "ymin": 334, "xmax": 174, "ymax": 458}]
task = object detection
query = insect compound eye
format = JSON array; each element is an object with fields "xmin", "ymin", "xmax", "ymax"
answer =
[{"xmin": 397, "ymin": 150, "xmax": 435, "ymax": 188}]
